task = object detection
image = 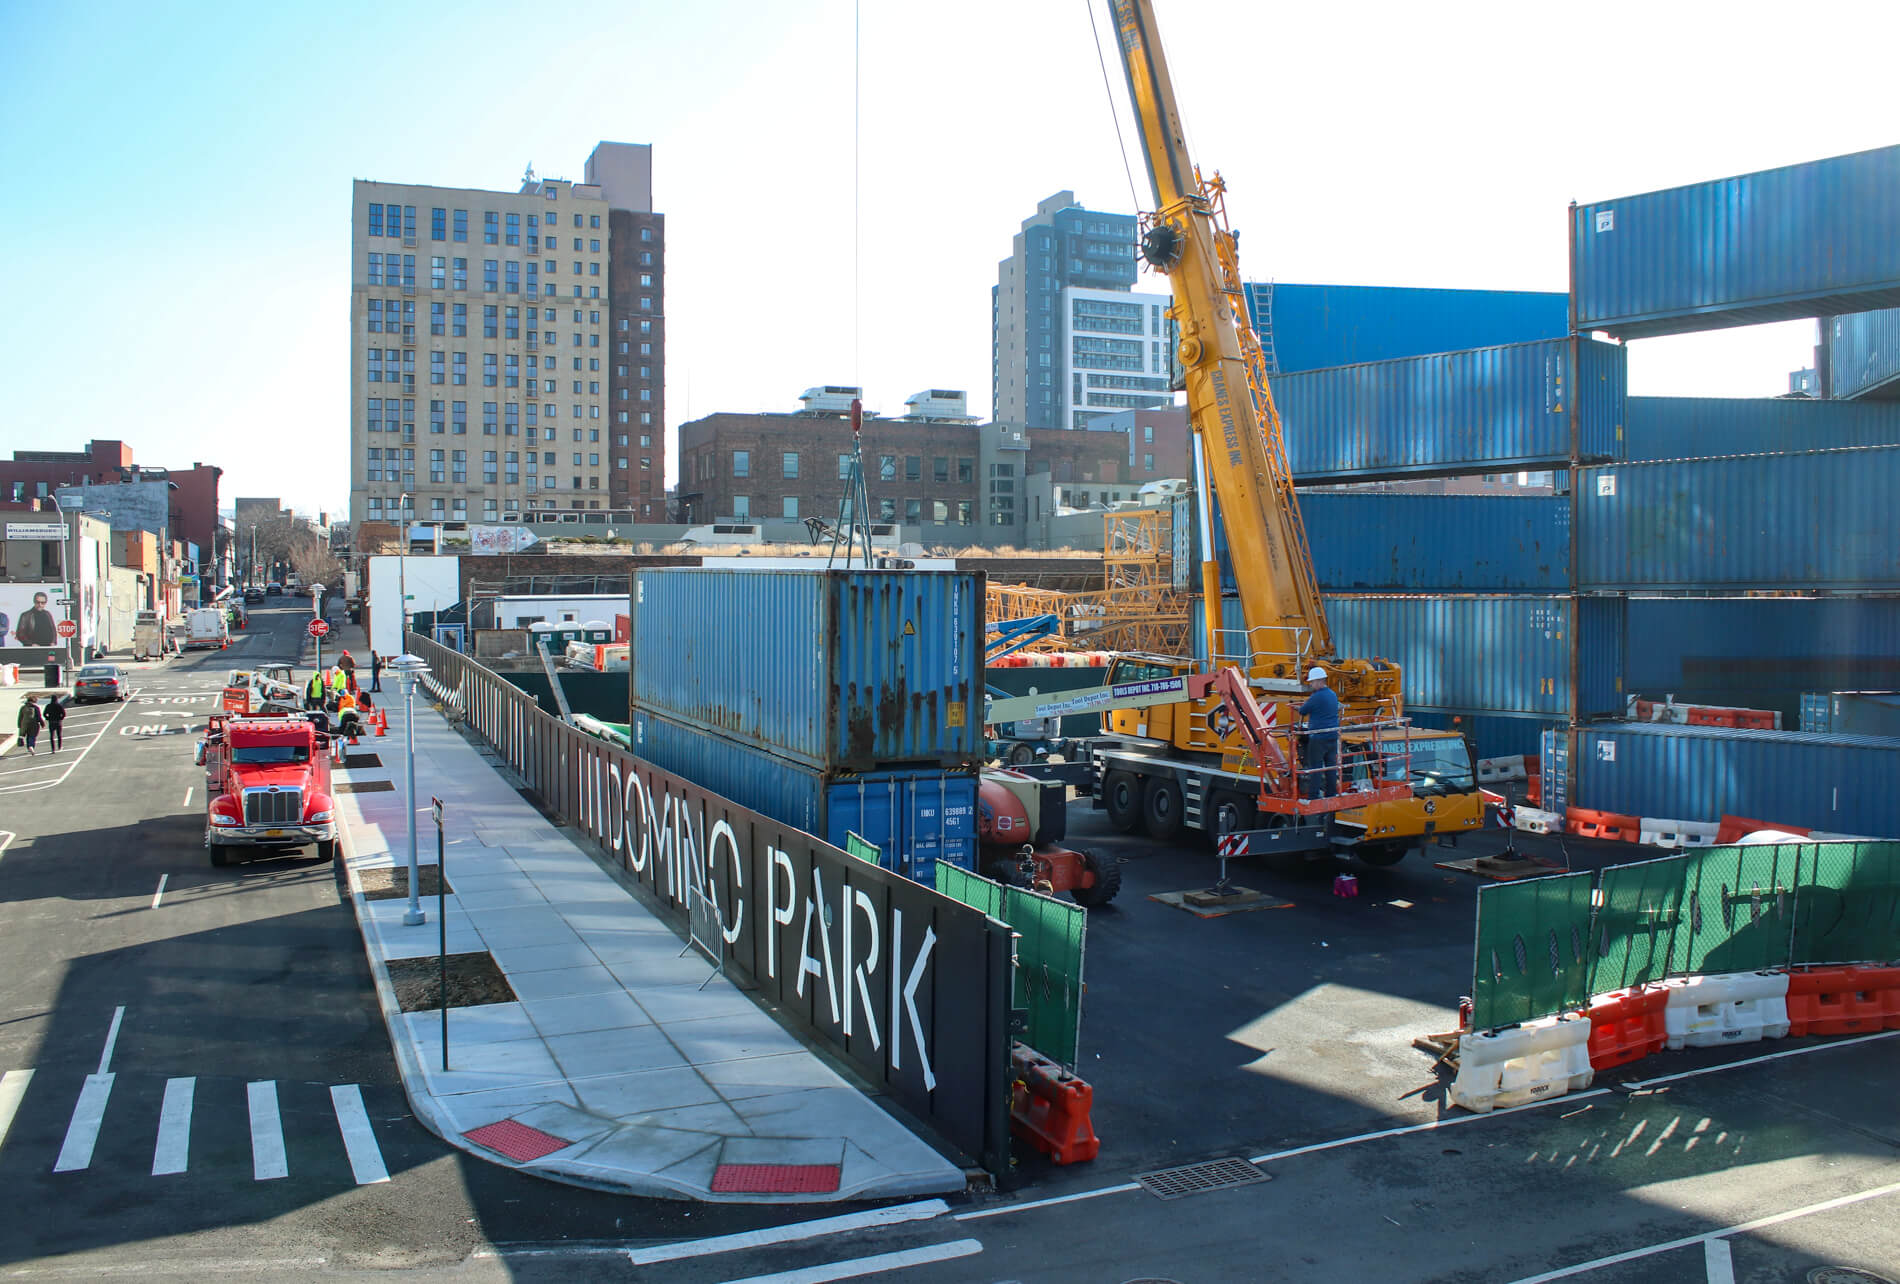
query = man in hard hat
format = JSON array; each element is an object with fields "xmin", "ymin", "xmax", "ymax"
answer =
[{"xmin": 1297, "ymin": 666, "xmax": 1340, "ymax": 797}]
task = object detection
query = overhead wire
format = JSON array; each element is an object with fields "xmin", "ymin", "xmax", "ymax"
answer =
[{"xmin": 1086, "ymin": 0, "xmax": 1143, "ymax": 220}]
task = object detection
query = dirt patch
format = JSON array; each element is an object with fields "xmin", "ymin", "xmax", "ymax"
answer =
[
  {"xmin": 385, "ymin": 952, "xmax": 516, "ymax": 1012},
  {"xmin": 358, "ymin": 865, "xmax": 453, "ymax": 899}
]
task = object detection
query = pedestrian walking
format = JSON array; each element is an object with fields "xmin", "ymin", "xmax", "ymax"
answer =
[
  {"xmin": 43, "ymin": 694, "xmax": 66, "ymax": 752},
  {"xmin": 337, "ymin": 650, "xmax": 356, "ymax": 683},
  {"xmin": 370, "ymin": 650, "xmax": 383, "ymax": 693},
  {"xmin": 17, "ymin": 695, "xmax": 43, "ymax": 755}
]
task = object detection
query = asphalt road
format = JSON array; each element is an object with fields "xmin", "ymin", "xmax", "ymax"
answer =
[{"xmin": 0, "ymin": 600, "xmax": 1894, "ymax": 1282}]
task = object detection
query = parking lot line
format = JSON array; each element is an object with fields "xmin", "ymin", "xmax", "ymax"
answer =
[
  {"xmin": 152, "ymin": 1077, "xmax": 195, "ymax": 1176},
  {"xmin": 248, "ymin": 1080, "xmax": 288, "ymax": 1181}
]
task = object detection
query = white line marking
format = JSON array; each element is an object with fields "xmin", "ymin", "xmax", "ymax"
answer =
[
  {"xmin": 151, "ymin": 875, "xmax": 169, "ymax": 909},
  {"xmin": 97, "ymin": 1006, "xmax": 125, "ymax": 1075},
  {"xmin": 1703, "ymin": 1237, "xmax": 1733, "ymax": 1284},
  {"xmin": 152, "ymin": 1077, "xmax": 195, "ymax": 1175},
  {"xmin": 955, "ymin": 1182, "xmax": 1145, "ymax": 1221},
  {"xmin": 53, "ymin": 1074, "xmax": 114, "ymax": 1171},
  {"xmin": 0, "ymin": 1069, "xmax": 33, "ymax": 1149},
  {"xmin": 1504, "ymin": 1180, "xmax": 1900, "ymax": 1283},
  {"xmin": 1250, "ymin": 1088, "xmax": 1614, "ymax": 1167},
  {"xmin": 329, "ymin": 1085, "xmax": 389, "ymax": 1185},
  {"xmin": 183, "ymin": 786, "xmax": 193, "ymax": 807},
  {"xmin": 0, "ymin": 695, "xmax": 137, "ymax": 794},
  {"xmin": 716, "ymin": 1239, "xmax": 984, "ymax": 1284},
  {"xmin": 628, "ymin": 1199, "xmax": 951, "ymax": 1265},
  {"xmin": 0, "ymin": 831, "xmax": 14, "ymax": 864},
  {"xmin": 1622, "ymin": 1028, "xmax": 1900, "ymax": 1089},
  {"xmin": 248, "ymin": 1081, "xmax": 288, "ymax": 1180}
]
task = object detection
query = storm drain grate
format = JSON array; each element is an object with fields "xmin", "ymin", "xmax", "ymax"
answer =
[
  {"xmin": 343, "ymin": 753, "xmax": 384, "ymax": 768},
  {"xmin": 336, "ymin": 780, "xmax": 396, "ymax": 794},
  {"xmin": 1136, "ymin": 1156, "xmax": 1271, "ymax": 1200}
]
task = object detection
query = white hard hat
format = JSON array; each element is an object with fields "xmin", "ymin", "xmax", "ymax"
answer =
[{"xmin": 1307, "ymin": 667, "xmax": 1328, "ymax": 682}]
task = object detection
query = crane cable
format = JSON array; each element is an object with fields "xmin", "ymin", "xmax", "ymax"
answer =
[{"xmin": 1086, "ymin": 0, "xmax": 1144, "ymax": 226}]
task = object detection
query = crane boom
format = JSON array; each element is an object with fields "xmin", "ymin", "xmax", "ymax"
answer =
[{"xmin": 1108, "ymin": 0, "xmax": 1330, "ymax": 675}]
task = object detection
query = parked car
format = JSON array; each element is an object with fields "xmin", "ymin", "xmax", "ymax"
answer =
[
  {"xmin": 266, "ymin": 582, "xmax": 283, "ymax": 596},
  {"xmin": 73, "ymin": 664, "xmax": 127, "ymax": 703},
  {"xmin": 243, "ymin": 587, "xmax": 265, "ymax": 604}
]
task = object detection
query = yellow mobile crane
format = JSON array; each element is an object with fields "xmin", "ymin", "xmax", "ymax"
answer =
[{"xmin": 1084, "ymin": 0, "xmax": 1484, "ymax": 865}]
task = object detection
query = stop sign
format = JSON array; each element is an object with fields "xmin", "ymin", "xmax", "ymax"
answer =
[
  {"xmin": 307, "ymin": 618, "xmax": 331, "ymax": 638},
  {"xmin": 56, "ymin": 619, "xmax": 78, "ymax": 639}
]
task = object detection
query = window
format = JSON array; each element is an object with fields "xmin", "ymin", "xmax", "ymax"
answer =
[
  {"xmin": 430, "ymin": 256, "xmax": 445, "ymax": 288},
  {"xmin": 429, "ymin": 449, "xmax": 445, "ymax": 483},
  {"xmin": 452, "ymin": 401, "xmax": 467, "ymax": 434},
  {"xmin": 366, "ymin": 299, "xmax": 383, "ymax": 333},
  {"xmin": 430, "ymin": 498, "xmax": 445, "ymax": 518},
  {"xmin": 367, "ymin": 203, "xmax": 383, "ymax": 237},
  {"xmin": 505, "ymin": 212, "xmax": 520, "ymax": 245},
  {"xmin": 731, "ymin": 450, "xmax": 749, "ymax": 477},
  {"xmin": 482, "ymin": 401, "xmax": 498, "ymax": 434},
  {"xmin": 430, "ymin": 399, "xmax": 445, "ymax": 432},
  {"xmin": 453, "ymin": 209, "xmax": 468, "ymax": 242},
  {"xmin": 905, "ymin": 455, "xmax": 920, "ymax": 481},
  {"xmin": 505, "ymin": 261, "xmax": 519, "ymax": 293},
  {"xmin": 431, "ymin": 207, "xmax": 446, "ymax": 241},
  {"xmin": 780, "ymin": 451, "xmax": 799, "ymax": 479},
  {"xmin": 879, "ymin": 498, "xmax": 896, "ymax": 522},
  {"xmin": 588, "ymin": 453, "xmax": 599, "ymax": 466},
  {"xmin": 879, "ymin": 455, "xmax": 895, "ymax": 481},
  {"xmin": 452, "ymin": 302, "xmax": 467, "ymax": 336},
  {"xmin": 483, "ymin": 211, "xmax": 498, "ymax": 244},
  {"xmin": 452, "ymin": 257, "xmax": 467, "ymax": 290},
  {"xmin": 639, "ymin": 296, "xmax": 652, "ymax": 311},
  {"xmin": 505, "ymin": 451, "xmax": 519, "ymax": 483},
  {"xmin": 933, "ymin": 457, "xmax": 949, "ymax": 483},
  {"xmin": 640, "ymin": 227, "xmax": 652, "ymax": 242},
  {"xmin": 505, "ymin": 402, "xmax": 519, "ymax": 434},
  {"xmin": 958, "ymin": 501, "xmax": 973, "ymax": 525},
  {"xmin": 906, "ymin": 499, "xmax": 922, "ymax": 522},
  {"xmin": 732, "ymin": 496, "xmax": 750, "ymax": 519},
  {"xmin": 452, "ymin": 449, "xmax": 468, "ymax": 482},
  {"xmin": 428, "ymin": 301, "xmax": 444, "ymax": 335},
  {"xmin": 957, "ymin": 457, "xmax": 974, "ymax": 483},
  {"xmin": 366, "ymin": 251, "xmax": 381, "ymax": 285},
  {"xmin": 482, "ymin": 353, "xmax": 497, "ymax": 386},
  {"xmin": 1143, "ymin": 424, "xmax": 1154, "ymax": 443},
  {"xmin": 365, "ymin": 447, "xmax": 383, "ymax": 481},
  {"xmin": 452, "ymin": 351, "xmax": 467, "ymax": 385},
  {"xmin": 429, "ymin": 351, "xmax": 444, "ymax": 385},
  {"xmin": 403, "ymin": 206, "xmax": 417, "ymax": 238},
  {"xmin": 932, "ymin": 500, "xmax": 948, "ymax": 523},
  {"xmin": 483, "ymin": 305, "xmax": 498, "ymax": 339},
  {"xmin": 1143, "ymin": 452, "xmax": 1154, "ymax": 472}
]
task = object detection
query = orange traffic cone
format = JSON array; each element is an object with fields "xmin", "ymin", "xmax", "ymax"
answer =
[{"xmin": 375, "ymin": 709, "xmax": 387, "ymax": 737}]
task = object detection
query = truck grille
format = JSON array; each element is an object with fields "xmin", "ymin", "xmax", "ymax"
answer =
[{"xmin": 243, "ymin": 787, "xmax": 303, "ymax": 826}]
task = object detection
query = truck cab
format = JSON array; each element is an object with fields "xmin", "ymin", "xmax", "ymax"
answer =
[{"xmin": 198, "ymin": 714, "xmax": 338, "ymax": 866}]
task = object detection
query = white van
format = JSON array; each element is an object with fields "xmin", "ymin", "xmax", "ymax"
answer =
[{"xmin": 184, "ymin": 606, "xmax": 229, "ymax": 650}]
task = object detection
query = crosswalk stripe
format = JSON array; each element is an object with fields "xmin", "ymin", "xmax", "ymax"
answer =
[
  {"xmin": 152, "ymin": 1077, "xmax": 195, "ymax": 1176},
  {"xmin": 329, "ymin": 1085, "xmax": 389, "ymax": 1185},
  {"xmin": 0, "ymin": 1069, "xmax": 33, "ymax": 1149},
  {"xmin": 54, "ymin": 1073, "xmax": 115, "ymax": 1172},
  {"xmin": 247, "ymin": 1080, "xmax": 288, "ymax": 1180}
]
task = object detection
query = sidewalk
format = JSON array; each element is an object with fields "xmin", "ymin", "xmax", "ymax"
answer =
[{"xmin": 332, "ymin": 648, "xmax": 968, "ymax": 1202}]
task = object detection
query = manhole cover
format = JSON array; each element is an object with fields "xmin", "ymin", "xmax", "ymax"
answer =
[
  {"xmin": 1136, "ymin": 1156, "xmax": 1270, "ymax": 1200},
  {"xmin": 1809, "ymin": 1270, "xmax": 1896, "ymax": 1284}
]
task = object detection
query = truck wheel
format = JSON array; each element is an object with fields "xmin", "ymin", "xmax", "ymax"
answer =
[
  {"xmin": 1103, "ymin": 771, "xmax": 1144, "ymax": 834},
  {"xmin": 1208, "ymin": 790, "xmax": 1256, "ymax": 846},
  {"xmin": 1008, "ymin": 743, "xmax": 1036, "ymax": 766},
  {"xmin": 1071, "ymin": 850, "xmax": 1122, "ymax": 907},
  {"xmin": 316, "ymin": 839, "xmax": 338, "ymax": 863},
  {"xmin": 1357, "ymin": 841, "xmax": 1410, "ymax": 867},
  {"xmin": 209, "ymin": 846, "xmax": 230, "ymax": 868},
  {"xmin": 1143, "ymin": 776, "xmax": 1184, "ymax": 841}
]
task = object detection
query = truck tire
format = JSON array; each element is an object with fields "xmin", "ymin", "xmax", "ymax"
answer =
[
  {"xmin": 316, "ymin": 839, "xmax": 338, "ymax": 863},
  {"xmin": 1356, "ymin": 841, "xmax": 1410, "ymax": 867},
  {"xmin": 1071, "ymin": 850, "xmax": 1122, "ymax": 908},
  {"xmin": 1143, "ymin": 776, "xmax": 1185, "ymax": 841},
  {"xmin": 1103, "ymin": 771, "xmax": 1144, "ymax": 834},
  {"xmin": 209, "ymin": 846, "xmax": 230, "ymax": 868},
  {"xmin": 1208, "ymin": 790, "xmax": 1256, "ymax": 845},
  {"xmin": 1008, "ymin": 743, "xmax": 1036, "ymax": 766}
]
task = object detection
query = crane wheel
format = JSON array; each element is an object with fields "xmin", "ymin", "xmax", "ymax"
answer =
[
  {"xmin": 1143, "ymin": 777, "xmax": 1185, "ymax": 841},
  {"xmin": 1103, "ymin": 771, "xmax": 1144, "ymax": 834},
  {"xmin": 1071, "ymin": 850, "xmax": 1122, "ymax": 908}
]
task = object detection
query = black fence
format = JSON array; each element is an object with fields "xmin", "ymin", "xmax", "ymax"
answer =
[{"xmin": 405, "ymin": 633, "xmax": 1014, "ymax": 1176}]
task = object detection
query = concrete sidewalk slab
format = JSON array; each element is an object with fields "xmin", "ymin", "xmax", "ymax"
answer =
[{"xmin": 335, "ymin": 687, "xmax": 966, "ymax": 1203}]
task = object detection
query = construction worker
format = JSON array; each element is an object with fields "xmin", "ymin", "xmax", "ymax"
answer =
[
  {"xmin": 338, "ymin": 649, "xmax": 357, "ymax": 689},
  {"xmin": 1298, "ymin": 666, "xmax": 1340, "ymax": 798},
  {"xmin": 304, "ymin": 670, "xmax": 327, "ymax": 711},
  {"xmin": 335, "ymin": 687, "xmax": 362, "ymax": 739},
  {"xmin": 327, "ymin": 665, "xmax": 350, "ymax": 706}
]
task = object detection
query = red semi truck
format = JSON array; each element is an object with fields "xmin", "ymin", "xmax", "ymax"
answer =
[{"xmin": 197, "ymin": 712, "xmax": 339, "ymax": 866}]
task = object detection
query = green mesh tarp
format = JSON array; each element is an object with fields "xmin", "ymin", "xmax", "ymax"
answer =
[
  {"xmin": 937, "ymin": 862, "xmax": 1087, "ymax": 1067},
  {"xmin": 1672, "ymin": 845, "xmax": 1803, "ymax": 975},
  {"xmin": 1588, "ymin": 854, "xmax": 1688, "ymax": 994},
  {"xmin": 1470, "ymin": 870, "xmax": 1596, "ymax": 1031},
  {"xmin": 1792, "ymin": 840, "xmax": 1900, "ymax": 966}
]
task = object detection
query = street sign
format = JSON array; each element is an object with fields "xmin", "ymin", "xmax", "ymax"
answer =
[
  {"xmin": 56, "ymin": 620, "xmax": 78, "ymax": 639},
  {"xmin": 5, "ymin": 523, "xmax": 67, "ymax": 541},
  {"xmin": 307, "ymin": 619, "xmax": 331, "ymax": 638},
  {"xmin": 55, "ymin": 598, "xmax": 75, "ymax": 606}
]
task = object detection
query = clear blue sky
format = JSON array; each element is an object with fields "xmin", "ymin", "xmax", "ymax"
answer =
[{"xmin": 3, "ymin": 1, "xmax": 1896, "ymax": 519}]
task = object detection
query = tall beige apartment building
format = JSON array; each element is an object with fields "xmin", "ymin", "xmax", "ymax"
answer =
[{"xmin": 349, "ymin": 141, "xmax": 666, "ymax": 527}]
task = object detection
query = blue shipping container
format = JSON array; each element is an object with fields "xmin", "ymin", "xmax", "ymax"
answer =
[
  {"xmin": 630, "ymin": 568, "xmax": 982, "ymax": 772},
  {"xmin": 1573, "ymin": 145, "xmax": 1900, "ymax": 339},
  {"xmin": 1830, "ymin": 307, "xmax": 1900, "ymax": 401},
  {"xmin": 1275, "ymin": 338, "xmax": 1625, "ymax": 481},
  {"xmin": 1195, "ymin": 594, "xmax": 1625, "ymax": 718},
  {"xmin": 1575, "ymin": 722, "xmax": 1900, "ymax": 838},
  {"xmin": 1409, "ymin": 711, "xmax": 1561, "ymax": 763},
  {"xmin": 1577, "ymin": 447, "xmax": 1900, "ymax": 591},
  {"xmin": 1624, "ymin": 396, "xmax": 1900, "ymax": 461},
  {"xmin": 1243, "ymin": 282, "xmax": 1568, "ymax": 375},
  {"xmin": 1623, "ymin": 598, "xmax": 1900, "ymax": 726},
  {"xmin": 629, "ymin": 710, "xmax": 977, "ymax": 887}
]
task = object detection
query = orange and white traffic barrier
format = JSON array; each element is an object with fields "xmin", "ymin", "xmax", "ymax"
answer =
[
  {"xmin": 1583, "ymin": 985, "xmax": 1668, "ymax": 1071},
  {"xmin": 1637, "ymin": 818, "xmax": 1720, "ymax": 849},
  {"xmin": 1009, "ymin": 1043, "xmax": 1099, "ymax": 1164},
  {"xmin": 1566, "ymin": 806, "xmax": 1640, "ymax": 842},
  {"xmin": 1450, "ymin": 1014, "xmax": 1593, "ymax": 1113},
  {"xmin": 1786, "ymin": 966, "xmax": 1900, "ymax": 1038},
  {"xmin": 1661, "ymin": 971, "xmax": 1790, "ymax": 1049}
]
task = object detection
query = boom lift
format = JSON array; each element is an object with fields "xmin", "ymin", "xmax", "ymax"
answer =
[{"xmin": 1085, "ymin": 0, "xmax": 1484, "ymax": 865}]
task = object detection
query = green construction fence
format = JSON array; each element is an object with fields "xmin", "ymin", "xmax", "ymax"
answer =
[
  {"xmin": 936, "ymin": 862, "xmax": 1087, "ymax": 1068},
  {"xmin": 1470, "ymin": 840, "xmax": 1900, "ymax": 1031}
]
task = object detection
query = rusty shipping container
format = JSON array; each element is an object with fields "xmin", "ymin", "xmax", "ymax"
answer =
[{"xmin": 629, "ymin": 568, "xmax": 983, "ymax": 773}]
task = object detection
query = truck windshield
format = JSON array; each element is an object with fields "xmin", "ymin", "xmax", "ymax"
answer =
[
  {"xmin": 231, "ymin": 745, "xmax": 310, "ymax": 765},
  {"xmin": 1398, "ymin": 736, "xmax": 1475, "ymax": 795}
]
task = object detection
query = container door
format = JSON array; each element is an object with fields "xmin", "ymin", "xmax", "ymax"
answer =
[
  {"xmin": 902, "ymin": 773, "xmax": 978, "ymax": 888},
  {"xmin": 824, "ymin": 776, "xmax": 902, "ymax": 875}
]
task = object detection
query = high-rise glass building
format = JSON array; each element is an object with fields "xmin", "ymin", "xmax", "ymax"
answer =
[{"xmin": 991, "ymin": 191, "xmax": 1173, "ymax": 430}]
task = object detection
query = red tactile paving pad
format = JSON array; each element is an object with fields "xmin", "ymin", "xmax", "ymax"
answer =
[
  {"xmin": 463, "ymin": 1118, "xmax": 572, "ymax": 1163},
  {"xmin": 711, "ymin": 1163, "xmax": 842, "ymax": 1194}
]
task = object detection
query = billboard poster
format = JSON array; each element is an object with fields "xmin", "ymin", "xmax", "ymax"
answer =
[
  {"xmin": 78, "ymin": 540, "xmax": 101, "ymax": 652},
  {"xmin": 469, "ymin": 525, "xmax": 540, "ymax": 556},
  {"xmin": 0, "ymin": 584, "xmax": 66, "ymax": 650}
]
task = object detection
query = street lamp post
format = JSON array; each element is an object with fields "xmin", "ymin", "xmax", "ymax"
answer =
[
  {"xmin": 387, "ymin": 653, "xmax": 430, "ymax": 926},
  {"xmin": 311, "ymin": 582, "xmax": 326, "ymax": 675}
]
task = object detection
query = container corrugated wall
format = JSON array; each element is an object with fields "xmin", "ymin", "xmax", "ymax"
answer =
[
  {"xmin": 1623, "ymin": 597, "xmax": 1900, "ymax": 725},
  {"xmin": 1244, "ymin": 282, "xmax": 1567, "ymax": 375},
  {"xmin": 630, "ymin": 569, "xmax": 982, "ymax": 772},
  {"xmin": 1624, "ymin": 396, "xmax": 1900, "ymax": 461},
  {"xmin": 1830, "ymin": 308, "xmax": 1900, "ymax": 400},
  {"xmin": 1573, "ymin": 145, "xmax": 1900, "ymax": 339},
  {"xmin": 1196, "ymin": 594, "xmax": 1624, "ymax": 718},
  {"xmin": 1577, "ymin": 447, "xmax": 1900, "ymax": 590},
  {"xmin": 1410, "ymin": 711, "xmax": 1562, "ymax": 762},
  {"xmin": 1276, "ymin": 338, "xmax": 1625, "ymax": 481},
  {"xmin": 1575, "ymin": 722, "xmax": 1900, "ymax": 837},
  {"xmin": 1176, "ymin": 491, "xmax": 1571, "ymax": 593}
]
